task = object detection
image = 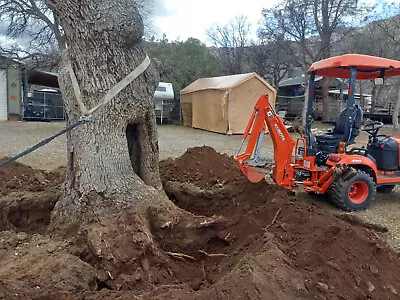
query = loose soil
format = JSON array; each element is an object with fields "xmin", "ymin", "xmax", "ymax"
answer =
[
  {"xmin": 0, "ymin": 157, "xmax": 63, "ymax": 195},
  {"xmin": 0, "ymin": 158, "xmax": 63, "ymax": 233},
  {"xmin": 0, "ymin": 147, "xmax": 400, "ymax": 299}
]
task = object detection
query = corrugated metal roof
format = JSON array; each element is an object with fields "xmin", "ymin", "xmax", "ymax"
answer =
[
  {"xmin": 28, "ymin": 70, "xmax": 59, "ymax": 88},
  {"xmin": 180, "ymin": 72, "xmax": 275, "ymax": 95},
  {"xmin": 329, "ymin": 89, "xmax": 371, "ymax": 97},
  {"xmin": 279, "ymin": 75, "xmax": 323, "ymax": 87}
]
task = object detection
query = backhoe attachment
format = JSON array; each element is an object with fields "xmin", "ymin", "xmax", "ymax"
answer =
[{"xmin": 233, "ymin": 95, "xmax": 295, "ymax": 187}]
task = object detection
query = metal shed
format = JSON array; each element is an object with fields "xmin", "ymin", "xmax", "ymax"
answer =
[
  {"xmin": 0, "ymin": 69, "xmax": 7, "ymax": 120},
  {"xmin": 0, "ymin": 57, "xmax": 22, "ymax": 121},
  {"xmin": 0, "ymin": 55, "xmax": 62, "ymax": 121}
]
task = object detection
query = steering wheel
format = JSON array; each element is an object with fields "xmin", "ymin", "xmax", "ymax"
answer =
[{"xmin": 361, "ymin": 121, "xmax": 384, "ymax": 138}]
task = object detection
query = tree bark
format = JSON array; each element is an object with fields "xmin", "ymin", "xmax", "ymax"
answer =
[
  {"xmin": 371, "ymin": 84, "xmax": 384, "ymax": 119},
  {"xmin": 302, "ymin": 76, "xmax": 309, "ymax": 126},
  {"xmin": 359, "ymin": 81, "xmax": 364, "ymax": 107},
  {"xmin": 393, "ymin": 85, "xmax": 400, "ymax": 131},
  {"xmin": 45, "ymin": 0, "xmax": 167, "ymax": 226},
  {"xmin": 322, "ymin": 77, "xmax": 330, "ymax": 121},
  {"xmin": 371, "ymin": 84, "xmax": 377, "ymax": 116}
]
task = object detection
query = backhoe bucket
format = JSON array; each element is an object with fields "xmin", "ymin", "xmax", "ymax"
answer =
[
  {"xmin": 234, "ymin": 153, "xmax": 267, "ymax": 183},
  {"xmin": 242, "ymin": 166, "xmax": 266, "ymax": 183}
]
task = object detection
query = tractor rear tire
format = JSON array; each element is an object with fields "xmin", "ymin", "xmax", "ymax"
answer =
[
  {"xmin": 328, "ymin": 169, "xmax": 375, "ymax": 211},
  {"xmin": 377, "ymin": 185, "xmax": 395, "ymax": 193}
]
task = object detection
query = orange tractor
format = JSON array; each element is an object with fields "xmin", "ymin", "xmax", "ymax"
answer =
[{"xmin": 234, "ymin": 54, "xmax": 400, "ymax": 211}]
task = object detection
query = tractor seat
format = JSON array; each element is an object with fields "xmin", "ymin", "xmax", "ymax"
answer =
[{"xmin": 316, "ymin": 105, "xmax": 363, "ymax": 153}]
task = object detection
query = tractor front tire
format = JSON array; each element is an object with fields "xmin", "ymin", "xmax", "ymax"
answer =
[
  {"xmin": 329, "ymin": 169, "xmax": 375, "ymax": 211},
  {"xmin": 376, "ymin": 185, "xmax": 395, "ymax": 193}
]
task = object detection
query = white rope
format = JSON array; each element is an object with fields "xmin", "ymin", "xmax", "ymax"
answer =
[
  {"xmin": 66, "ymin": 60, "xmax": 88, "ymax": 115},
  {"xmin": 67, "ymin": 54, "xmax": 151, "ymax": 118}
]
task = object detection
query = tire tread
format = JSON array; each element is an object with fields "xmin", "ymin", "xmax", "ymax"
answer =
[{"xmin": 329, "ymin": 169, "xmax": 375, "ymax": 211}]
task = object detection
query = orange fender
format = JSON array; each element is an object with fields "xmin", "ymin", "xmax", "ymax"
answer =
[{"xmin": 325, "ymin": 153, "xmax": 378, "ymax": 181}]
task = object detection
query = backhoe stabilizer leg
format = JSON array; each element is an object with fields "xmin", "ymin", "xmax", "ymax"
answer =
[
  {"xmin": 234, "ymin": 130, "xmax": 271, "ymax": 183},
  {"xmin": 233, "ymin": 94, "xmax": 295, "ymax": 187},
  {"xmin": 234, "ymin": 95, "xmax": 278, "ymax": 183}
]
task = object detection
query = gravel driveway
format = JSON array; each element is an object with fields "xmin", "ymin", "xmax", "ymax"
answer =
[{"xmin": 0, "ymin": 121, "xmax": 274, "ymax": 170}]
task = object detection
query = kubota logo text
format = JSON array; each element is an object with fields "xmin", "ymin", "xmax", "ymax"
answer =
[{"xmin": 274, "ymin": 124, "xmax": 285, "ymax": 141}]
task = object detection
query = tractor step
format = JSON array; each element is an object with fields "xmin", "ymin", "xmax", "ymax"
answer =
[
  {"xmin": 378, "ymin": 171, "xmax": 400, "ymax": 179},
  {"xmin": 377, "ymin": 171, "xmax": 400, "ymax": 185}
]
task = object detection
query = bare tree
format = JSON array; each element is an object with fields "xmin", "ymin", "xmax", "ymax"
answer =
[
  {"xmin": 348, "ymin": 2, "xmax": 400, "ymax": 129},
  {"xmin": 0, "ymin": 0, "xmax": 65, "ymax": 67},
  {"xmin": 261, "ymin": 0, "xmax": 364, "ymax": 121},
  {"xmin": 347, "ymin": 14, "xmax": 394, "ymax": 126},
  {"xmin": 393, "ymin": 83, "xmax": 400, "ymax": 130},
  {"xmin": 39, "ymin": 0, "xmax": 169, "ymax": 227},
  {"xmin": 0, "ymin": 0, "xmax": 172, "ymax": 225},
  {"xmin": 375, "ymin": 9, "xmax": 400, "ymax": 129},
  {"xmin": 207, "ymin": 15, "xmax": 250, "ymax": 75},
  {"xmin": 248, "ymin": 39, "xmax": 292, "ymax": 88},
  {"xmin": 260, "ymin": 1, "xmax": 315, "ymax": 69},
  {"xmin": 0, "ymin": 0, "xmax": 155, "ymax": 67}
]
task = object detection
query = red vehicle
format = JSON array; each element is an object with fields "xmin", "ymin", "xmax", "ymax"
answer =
[{"xmin": 234, "ymin": 54, "xmax": 400, "ymax": 211}]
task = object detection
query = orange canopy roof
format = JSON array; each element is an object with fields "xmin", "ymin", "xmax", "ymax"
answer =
[{"xmin": 308, "ymin": 54, "xmax": 400, "ymax": 80}]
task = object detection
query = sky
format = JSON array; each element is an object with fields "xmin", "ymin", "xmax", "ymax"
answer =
[
  {"xmin": 151, "ymin": 0, "xmax": 399, "ymax": 44},
  {"xmin": 152, "ymin": 0, "xmax": 280, "ymax": 44},
  {"xmin": 0, "ymin": 0, "xmax": 396, "ymax": 50}
]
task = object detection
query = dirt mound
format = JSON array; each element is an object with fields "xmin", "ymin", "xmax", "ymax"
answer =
[
  {"xmin": 0, "ymin": 157, "xmax": 63, "ymax": 195},
  {"xmin": 0, "ymin": 231, "xmax": 97, "ymax": 299},
  {"xmin": 160, "ymin": 146, "xmax": 244, "ymax": 189},
  {"xmin": 157, "ymin": 146, "xmax": 400, "ymax": 299},
  {"xmin": 0, "ymin": 148, "xmax": 400, "ymax": 299},
  {"xmin": 0, "ymin": 158, "xmax": 63, "ymax": 233}
]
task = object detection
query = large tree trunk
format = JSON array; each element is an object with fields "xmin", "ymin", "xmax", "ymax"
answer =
[
  {"xmin": 371, "ymin": 83, "xmax": 384, "ymax": 120},
  {"xmin": 321, "ymin": 77, "xmax": 330, "ymax": 121},
  {"xmin": 302, "ymin": 76, "xmax": 309, "ymax": 126},
  {"xmin": 41, "ymin": 3, "xmax": 222, "ymax": 292},
  {"xmin": 46, "ymin": 0, "xmax": 167, "ymax": 226},
  {"xmin": 317, "ymin": 0, "xmax": 332, "ymax": 122},
  {"xmin": 393, "ymin": 84, "xmax": 400, "ymax": 131}
]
